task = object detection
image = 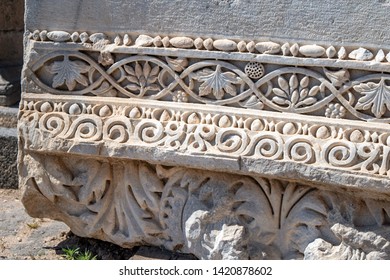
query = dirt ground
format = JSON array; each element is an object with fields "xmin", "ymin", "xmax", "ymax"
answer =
[{"xmin": 0, "ymin": 189, "xmax": 197, "ymax": 260}]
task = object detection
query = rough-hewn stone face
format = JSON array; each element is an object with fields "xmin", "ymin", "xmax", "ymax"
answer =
[{"xmin": 19, "ymin": 0, "xmax": 390, "ymax": 259}]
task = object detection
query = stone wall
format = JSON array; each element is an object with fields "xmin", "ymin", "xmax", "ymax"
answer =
[
  {"xmin": 0, "ymin": 0, "xmax": 24, "ymax": 105},
  {"xmin": 19, "ymin": 0, "xmax": 390, "ymax": 259}
]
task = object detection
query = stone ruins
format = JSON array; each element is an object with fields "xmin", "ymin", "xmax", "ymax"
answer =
[
  {"xmin": 19, "ymin": 0, "xmax": 390, "ymax": 259},
  {"xmin": 0, "ymin": 0, "xmax": 23, "ymax": 106}
]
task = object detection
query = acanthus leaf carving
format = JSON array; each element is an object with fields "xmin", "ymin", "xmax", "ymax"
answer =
[{"xmin": 21, "ymin": 151, "xmax": 390, "ymax": 260}]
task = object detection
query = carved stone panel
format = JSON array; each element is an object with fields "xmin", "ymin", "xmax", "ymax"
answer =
[{"xmin": 19, "ymin": 0, "xmax": 390, "ymax": 259}]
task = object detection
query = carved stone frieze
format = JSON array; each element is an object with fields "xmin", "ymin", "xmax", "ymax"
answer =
[
  {"xmin": 18, "ymin": 94, "xmax": 390, "ymax": 191},
  {"xmin": 24, "ymin": 45, "xmax": 390, "ymax": 123},
  {"xmin": 20, "ymin": 3, "xmax": 390, "ymax": 259}
]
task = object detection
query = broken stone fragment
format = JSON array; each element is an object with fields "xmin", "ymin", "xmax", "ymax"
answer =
[
  {"xmin": 161, "ymin": 36, "xmax": 170, "ymax": 48},
  {"xmin": 79, "ymin": 32, "xmax": 89, "ymax": 43},
  {"xmin": 153, "ymin": 36, "xmax": 163, "ymax": 47}
]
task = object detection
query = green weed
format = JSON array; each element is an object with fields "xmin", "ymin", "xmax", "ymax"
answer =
[{"xmin": 62, "ymin": 247, "xmax": 97, "ymax": 260}]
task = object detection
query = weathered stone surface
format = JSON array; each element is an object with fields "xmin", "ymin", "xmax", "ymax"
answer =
[
  {"xmin": 25, "ymin": 0, "xmax": 390, "ymax": 47},
  {"xmin": 304, "ymin": 224, "xmax": 390, "ymax": 260},
  {"xmin": 169, "ymin": 37, "xmax": 194, "ymax": 49},
  {"xmin": 255, "ymin": 42, "xmax": 281, "ymax": 54},
  {"xmin": 0, "ymin": 0, "xmax": 24, "ymax": 106},
  {"xmin": 19, "ymin": 0, "xmax": 390, "ymax": 260}
]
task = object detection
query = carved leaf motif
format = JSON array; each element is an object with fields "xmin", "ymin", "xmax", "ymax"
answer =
[
  {"xmin": 324, "ymin": 68, "xmax": 350, "ymax": 87},
  {"xmin": 46, "ymin": 56, "xmax": 90, "ymax": 91},
  {"xmin": 123, "ymin": 62, "xmax": 161, "ymax": 96},
  {"xmin": 166, "ymin": 57, "xmax": 188, "ymax": 72},
  {"xmin": 26, "ymin": 155, "xmax": 164, "ymax": 243},
  {"xmin": 236, "ymin": 178, "xmax": 328, "ymax": 259},
  {"xmin": 278, "ymin": 185, "xmax": 328, "ymax": 258},
  {"xmin": 239, "ymin": 95, "xmax": 264, "ymax": 109},
  {"xmin": 354, "ymin": 79, "xmax": 390, "ymax": 118},
  {"xmin": 193, "ymin": 65, "xmax": 242, "ymax": 99},
  {"xmin": 272, "ymin": 74, "xmax": 318, "ymax": 109}
]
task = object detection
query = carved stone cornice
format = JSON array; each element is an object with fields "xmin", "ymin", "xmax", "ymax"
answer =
[{"xmin": 19, "ymin": 28, "xmax": 390, "ymax": 260}]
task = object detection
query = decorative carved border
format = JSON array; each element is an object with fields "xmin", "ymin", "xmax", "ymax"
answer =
[
  {"xmin": 25, "ymin": 48, "xmax": 390, "ymax": 123},
  {"xmin": 19, "ymin": 94, "xmax": 390, "ymax": 191},
  {"xmin": 21, "ymin": 30, "xmax": 390, "ymax": 191},
  {"xmin": 27, "ymin": 30, "xmax": 390, "ymax": 63}
]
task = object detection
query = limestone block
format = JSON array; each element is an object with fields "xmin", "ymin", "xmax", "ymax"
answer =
[{"xmin": 19, "ymin": 0, "xmax": 390, "ymax": 259}]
